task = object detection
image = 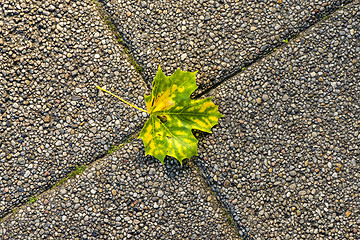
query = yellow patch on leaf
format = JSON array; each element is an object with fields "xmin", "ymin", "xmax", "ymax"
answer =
[
  {"xmin": 149, "ymin": 89, "xmax": 175, "ymax": 113},
  {"xmin": 199, "ymin": 101, "xmax": 214, "ymax": 112}
]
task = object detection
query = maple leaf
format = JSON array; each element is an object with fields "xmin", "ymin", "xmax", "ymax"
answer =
[
  {"xmin": 96, "ymin": 66, "xmax": 223, "ymax": 165},
  {"xmin": 138, "ymin": 66, "xmax": 223, "ymax": 164}
]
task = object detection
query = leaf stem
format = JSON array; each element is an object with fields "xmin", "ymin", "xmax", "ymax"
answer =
[{"xmin": 96, "ymin": 85, "xmax": 148, "ymax": 113}]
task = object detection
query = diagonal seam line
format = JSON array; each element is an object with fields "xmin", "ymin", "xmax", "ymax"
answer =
[{"xmin": 193, "ymin": 0, "xmax": 356, "ymax": 99}]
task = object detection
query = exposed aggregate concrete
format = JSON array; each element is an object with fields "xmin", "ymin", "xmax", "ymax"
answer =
[
  {"xmin": 196, "ymin": 2, "xmax": 360, "ymax": 239},
  {"xmin": 0, "ymin": 140, "xmax": 240, "ymax": 239},
  {"xmin": 100, "ymin": 0, "xmax": 353, "ymax": 93},
  {"xmin": 0, "ymin": 0, "xmax": 147, "ymax": 218},
  {"xmin": 1, "ymin": 0, "xmax": 359, "ymax": 239}
]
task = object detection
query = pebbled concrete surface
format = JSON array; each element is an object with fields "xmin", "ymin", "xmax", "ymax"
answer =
[
  {"xmin": 1, "ymin": 0, "xmax": 360, "ymax": 239},
  {"xmin": 196, "ymin": 2, "xmax": 360, "ymax": 239},
  {"xmin": 0, "ymin": 139, "xmax": 240, "ymax": 240},
  {"xmin": 0, "ymin": 0, "xmax": 147, "ymax": 218},
  {"xmin": 100, "ymin": 0, "xmax": 353, "ymax": 93}
]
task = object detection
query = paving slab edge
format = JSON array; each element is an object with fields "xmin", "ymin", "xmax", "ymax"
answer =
[
  {"xmin": 96, "ymin": 0, "xmax": 354, "ymax": 98},
  {"xmin": 2, "ymin": 0, "xmax": 355, "ymax": 237},
  {"xmin": 191, "ymin": 163, "xmax": 244, "ymax": 239},
  {"xmin": 91, "ymin": 0, "xmax": 144, "ymax": 74},
  {"xmin": 195, "ymin": 0, "xmax": 355, "ymax": 99},
  {"xmin": 1, "ymin": 137, "xmax": 242, "ymax": 239},
  {"xmin": 0, "ymin": 0, "xmax": 153, "ymax": 220},
  {"xmin": 0, "ymin": 132, "xmax": 138, "ymax": 223},
  {"xmin": 25, "ymin": 1, "xmax": 353, "ymax": 238},
  {"xmin": 195, "ymin": 1, "xmax": 360, "ymax": 239}
]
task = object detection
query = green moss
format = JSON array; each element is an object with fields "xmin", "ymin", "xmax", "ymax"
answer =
[
  {"xmin": 130, "ymin": 57, "xmax": 143, "ymax": 73},
  {"xmin": 293, "ymin": 33, "xmax": 300, "ymax": 39},
  {"xmin": 104, "ymin": 18, "xmax": 142, "ymax": 73},
  {"xmin": 222, "ymin": 208, "xmax": 239, "ymax": 235},
  {"xmin": 92, "ymin": 0, "xmax": 143, "ymax": 73},
  {"xmin": 107, "ymin": 134, "xmax": 137, "ymax": 155},
  {"xmin": 107, "ymin": 143, "xmax": 125, "ymax": 155},
  {"xmin": 52, "ymin": 165, "xmax": 87, "ymax": 189},
  {"xmin": 27, "ymin": 196, "xmax": 37, "ymax": 204},
  {"xmin": 267, "ymin": 48, "xmax": 277, "ymax": 55},
  {"xmin": 68, "ymin": 165, "xmax": 87, "ymax": 178}
]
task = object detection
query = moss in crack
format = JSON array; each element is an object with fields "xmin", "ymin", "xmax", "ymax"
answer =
[
  {"xmin": 211, "ymin": 189, "xmax": 217, "ymax": 199},
  {"xmin": 205, "ymin": 186, "xmax": 239, "ymax": 235},
  {"xmin": 124, "ymin": 47, "xmax": 143, "ymax": 73},
  {"xmin": 293, "ymin": 33, "xmax": 301, "ymax": 39},
  {"xmin": 223, "ymin": 209, "xmax": 236, "ymax": 228},
  {"xmin": 27, "ymin": 196, "xmax": 37, "ymax": 204},
  {"xmin": 108, "ymin": 133, "xmax": 139, "ymax": 155},
  {"xmin": 91, "ymin": 0, "xmax": 142, "ymax": 74},
  {"xmin": 267, "ymin": 48, "xmax": 277, "ymax": 55},
  {"xmin": 108, "ymin": 143, "xmax": 125, "ymax": 155},
  {"xmin": 191, "ymin": 164, "xmax": 242, "ymax": 238},
  {"xmin": 52, "ymin": 165, "xmax": 87, "ymax": 189},
  {"xmin": 12, "ymin": 207, "xmax": 18, "ymax": 214}
]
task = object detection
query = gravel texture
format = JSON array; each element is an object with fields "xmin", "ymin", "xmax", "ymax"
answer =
[
  {"xmin": 100, "ymin": 0, "xmax": 353, "ymax": 93},
  {"xmin": 0, "ymin": 139, "xmax": 239, "ymax": 239},
  {"xmin": 0, "ymin": 0, "xmax": 147, "ymax": 218},
  {"xmin": 196, "ymin": 2, "xmax": 360, "ymax": 239}
]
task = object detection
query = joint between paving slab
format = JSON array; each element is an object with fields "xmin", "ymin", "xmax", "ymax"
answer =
[
  {"xmin": 3, "ymin": 0, "xmax": 355, "ymax": 229},
  {"xmin": 91, "ymin": 0, "xmax": 144, "ymax": 74},
  {"xmin": 189, "ymin": 162, "xmax": 246, "ymax": 239},
  {"xmin": 194, "ymin": 0, "xmax": 355, "ymax": 99},
  {"xmin": 1, "ymin": 127, "xmax": 243, "ymax": 239},
  {"xmin": 0, "ymin": 165, "xmax": 86, "ymax": 222},
  {"xmin": 192, "ymin": 1, "xmax": 357, "ymax": 237},
  {"xmin": 0, "ymin": 0, "xmax": 150, "ymax": 219},
  {"xmin": 0, "ymin": 131, "xmax": 140, "ymax": 222}
]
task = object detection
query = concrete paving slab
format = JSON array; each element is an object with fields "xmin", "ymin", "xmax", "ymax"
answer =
[
  {"xmin": 100, "ymin": 0, "xmax": 352, "ymax": 93},
  {"xmin": 0, "ymin": 139, "xmax": 239, "ymax": 239},
  {"xmin": 0, "ymin": 0, "xmax": 147, "ymax": 218},
  {"xmin": 195, "ymin": 2, "xmax": 360, "ymax": 239}
]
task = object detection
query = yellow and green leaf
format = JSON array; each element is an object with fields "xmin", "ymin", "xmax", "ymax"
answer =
[{"xmin": 139, "ymin": 66, "xmax": 223, "ymax": 164}]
